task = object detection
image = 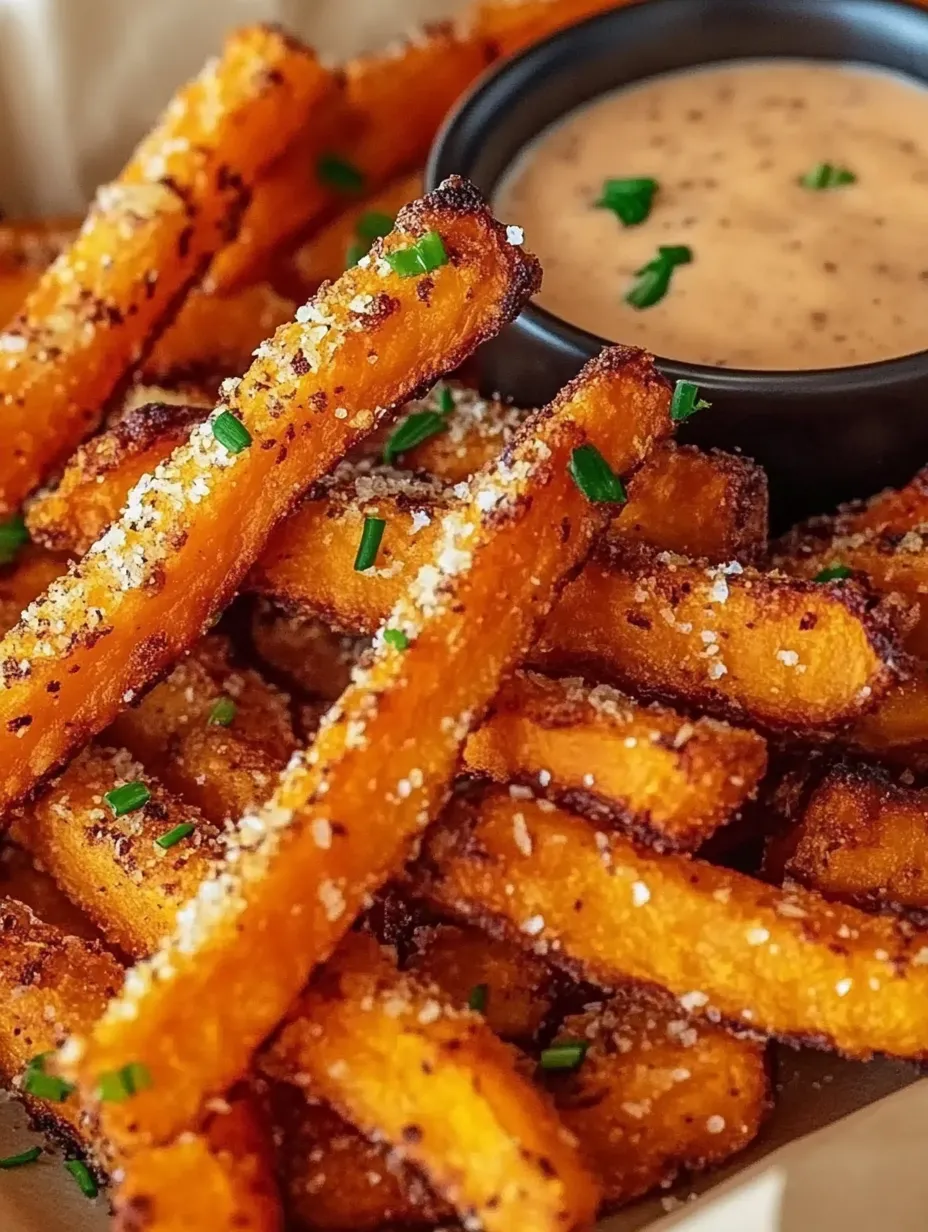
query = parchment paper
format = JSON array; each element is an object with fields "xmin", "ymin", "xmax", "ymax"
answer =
[{"xmin": 0, "ymin": 1, "xmax": 923, "ymax": 1229}]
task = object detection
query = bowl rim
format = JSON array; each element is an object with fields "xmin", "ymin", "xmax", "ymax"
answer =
[{"xmin": 426, "ymin": 0, "xmax": 928, "ymax": 398}]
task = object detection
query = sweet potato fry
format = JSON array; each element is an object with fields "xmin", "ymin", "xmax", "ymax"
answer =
[
  {"xmin": 250, "ymin": 601, "xmax": 364, "ymax": 701},
  {"xmin": 261, "ymin": 932, "xmax": 600, "ymax": 1232},
  {"xmin": 0, "ymin": 546, "xmax": 67, "ymax": 629},
  {"xmin": 463, "ymin": 670, "xmax": 767, "ymax": 851},
  {"xmin": 10, "ymin": 745, "xmax": 220, "ymax": 958},
  {"xmin": 0, "ymin": 27, "xmax": 328, "ymax": 513},
  {"xmin": 0, "ymin": 842, "xmax": 105, "ymax": 943},
  {"xmin": 210, "ymin": 27, "xmax": 491, "ymax": 290},
  {"xmin": 851, "ymin": 668, "xmax": 928, "ymax": 762},
  {"xmin": 535, "ymin": 545, "xmax": 914, "ymax": 732},
  {"xmin": 469, "ymin": 0, "xmax": 639, "ymax": 57},
  {"xmin": 0, "ymin": 179, "xmax": 539, "ymax": 812},
  {"xmin": 547, "ymin": 988, "xmax": 769, "ymax": 1209},
  {"xmin": 0, "ymin": 217, "xmax": 78, "ymax": 324},
  {"xmin": 293, "ymin": 170, "xmax": 424, "ymax": 292},
  {"xmin": 765, "ymin": 761, "xmax": 928, "ymax": 918},
  {"xmin": 65, "ymin": 344, "xmax": 671, "ymax": 1146},
  {"xmin": 423, "ymin": 789, "xmax": 928, "ymax": 1060},
  {"xmin": 616, "ymin": 442, "xmax": 769, "ymax": 564}
]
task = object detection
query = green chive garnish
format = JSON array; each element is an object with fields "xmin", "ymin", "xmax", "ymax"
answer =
[
  {"xmin": 0, "ymin": 1145, "xmax": 42, "ymax": 1169},
  {"xmin": 211, "ymin": 410, "xmax": 251, "ymax": 454},
  {"xmin": 207, "ymin": 697, "xmax": 237, "ymax": 727},
  {"xmin": 354, "ymin": 516, "xmax": 386, "ymax": 572},
  {"xmin": 104, "ymin": 781, "xmax": 150, "ymax": 818},
  {"xmin": 596, "ymin": 177, "xmax": 659, "ymax": 227},
  {"xmin": 625, "ymin": 245, "xmax": 692, "ymax": 310},
  {"xmin": 65, "ymin": 1160, "xmax": 98, "ymax": 1199},
  {"xmin": 814, "ymin": 564, "xmax": 853, "ymax": 583},
  {"xmin": 155, "ymin": 822, "xmax": 196, "ymax": 850},
  {"xmin": 22, "ymin": 1054, "xmax": 74, "ymax": 1103},
  {"xmin": 386, "ymin": 231, "xmax": 448, "ymax": 278},
  {"xmin": 383, "ymin": 628, "xmax": 409, "ymax": 651},
  {"xmin": 0, "ymin": 514, "xmax": 29, "ymax": 566},
  {"xmin": 568, "ymin": 444, "xmax": 627, "ymax": 504},
  {"xmin": 356, "ymin": 211, "xmax": 395, "ymax": 243},
  {"xmin": 436, "ymin": 384, "xmax": 455, "ymax": 415},
  {"xmin": 799, "ymin": 163, "xmax": 856, "ymax": 190},
  {"xmin": 468, "ymin": 983, "xmax": 488, "ymax": 1013},
  {"xmin": 97, "ymin": 1062, "xmax": 152, "ymax": 1104},
  {"xmin": 384, "ymin": 412, "xmax": 447, "ymax": 464},
  {"xmin": 318, "ymin": 154, "xmax": 365, "ymax": 194},
  {"xmin": 539, "ymin": 1040, "xmax": 589, "ymax": 1072},
  {"xmin": 671, "ymin": 380, "xmax": 711, "ymax": 423}
]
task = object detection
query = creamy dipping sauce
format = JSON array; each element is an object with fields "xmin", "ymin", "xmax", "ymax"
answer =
[{"xmin": 496, "ymin": 60, "xmax": 928, "ymax": 370}]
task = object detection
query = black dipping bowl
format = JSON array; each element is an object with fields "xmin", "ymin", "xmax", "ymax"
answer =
[{"xmin": 428, "ymin": 0, "xmax": 928, "ymax": 527}]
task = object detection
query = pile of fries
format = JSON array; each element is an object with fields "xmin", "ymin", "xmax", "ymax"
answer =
[{"xmin": 2, "ymin": 3, "xmax": 928, "ymax": 1230}]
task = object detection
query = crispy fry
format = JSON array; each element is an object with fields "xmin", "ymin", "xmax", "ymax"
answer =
[
  {"xmin": 0, "ymin": 217, "xmax": 78, "ymax": 323},
  {"xmin": 0, "ymin": 842, "xmax": 104, "ymax": 943},
  {"xmin": 464, "ymin": 669, "xmax": 767, "ymax": 851},
  {"xmin": 262, "ymin": 932, "xmax": 600, "ymax": 1232},
  {"xmin": 211, "ymin": 28, "xmax": 491, "ymax": 290},
  {"xmin": 66, "ymin": 345, "xmax": 671, "ymax": 1146},
  {"xmin": 0, "ymin": 546, "xmax": 67, "ymax": 629},
  {"xmin": 765, "ymin": 761, "xmax": 928, "ymax": 917},
  {"xmin": 547, "ymin": 988, "xmax": 769, "ymax": 1208},
  {"xmin": 293, "ymin": 170, "xmax": 424, "ymax": 291},
  {"xmin": 616, "ymin": 442, "xmax": 769, "ymax": 564},
  {"xmin": 423, "ymin": 789, "xmax": 928, "ymax": 1060},
  {"xmin": 469, "ymin": 0, "xmax": 639, "ymax": 57},
  {"xmin": 851, "ymin": 669, "xmax": 928, "ymax": 762},
  {"xmin": 535, "ymin": 545, "xmax": 914, "ymax": 732},
  {"xmin": 0, "ymin": 179, "xmax": 539, "ymax": 812},
  {"xmin": 11, "ymin": 745, "xmax": 220, "ymax": 958},
  {"xmin": 250, "ymin": 601, "xmax": 364, "ymax": 701},
  {"xmin": 0, "ymin": 27, "xmax": 328, "ymax": 513},
  {"xmin": 408, "ymin": 921, "xmax": 554, "ymax": 1041}
]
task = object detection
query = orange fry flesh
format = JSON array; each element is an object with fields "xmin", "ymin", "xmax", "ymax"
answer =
[
  {"xmin": 423, "ymin": 790, "xmax": 928, "ymax": 1060},
  {"xmin": 65, "ymin": 345, "xmax": 672, "ymax": 1147},
  {"xmin": 0, "ymin": 217, "xmax": 78, "ymax": 324},
  {"xmin": 464, "ymin": 669, "xmax": 767, "ymax": 851},
  {"xmin": 0, "ymin": 179, "xmax": 539, "ymax": 813},
  {"xmin": 262, "ymin": 933, "xmax": 600, "ymax": 1232},
  {"xmin": 852, "ymin": 668, "xmax": 928, "ymax": 760},
  {"xmin": 0, "ymin": 26, "xmax": 328, "ymax": 513}
]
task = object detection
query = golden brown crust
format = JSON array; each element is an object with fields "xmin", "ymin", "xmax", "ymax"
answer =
[
  {"xmin": 466, "ymin": 0, "xmax": 639, "ymax": 57},
  {"xmin": 249, "ymin": 600, "xmax": 364, "ymax": 701}
]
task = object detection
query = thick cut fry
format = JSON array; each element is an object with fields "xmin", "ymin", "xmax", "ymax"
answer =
[
  {"xmin": 423, "ymin": 790, "xmax": 928, "ymax": 1060},
  {"xmin": 262, "ymin": 933, "xmax": 600, "ymax": 1232},
  {"xmin": 469, "ymin": 0, "xmax": 639, "ymax": 57},
  {"xmin": 211, "ymin": 27, "xmax": 492, "ymax": 290},
  {"xmin": 548, "ymin": 989, "xmax": 769, "ymax": 1209},
  {"xmin": 0, "ymin": 217, "xmax": 78, "ymax": 323},
  {"xmin": 615, "ymin": 443, "xmax": 768, "ymax": 564},
  {"xmin": 0, "ymin": 27, "xmax": 328, "ymax": 512},
  {"xmin": 293, "ymin": 171, "xmax": 424, "ymax": 291},
  {"xmin": 766, "ymin": 762, "xmax": 928, "ymax": 917},
  {"xmin": 851, "ymin": 668, "xmax": 928, "ymax": 763},
  {"xmin": 66, "ymin": 345, "xmax": 671, "ymax": 1146},
  {"xmin": 535, "ymin": 545, "xmax": 913, "ymax": 732},
  {"xmin": 464, "ymin": 670, "xmax": 767, "ymax": 851},
  {"xmin": 0, "ymin": 180, "xmax": 538, "ymax": 811},
  {"xmin": 250, "ymin": 601, "xmax": 364, "ymax": 701},
  {"xmin": 407, "ymin": 921, "xmax": 554, "ymax": 1041},
  {"xmin": 11, "ymin": 745, "xmax": 220, "ymax": 958}
]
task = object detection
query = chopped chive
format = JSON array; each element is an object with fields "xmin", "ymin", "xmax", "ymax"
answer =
[
  {"xmin": 155, "ymin": 822, "xmax": 196, "ymax": 850},
  {"xmin": 0, "ymin": 1145, "xmax": 42, "ymax": 1169},
  {"xmin": 318, "ymin": 154, "xmax": 365, "ymax": 194},
  {"xmin": 386, "ymin": 231, "xmax": 448, "ymax": 278},
  {"xmin": 568, "ymin": 444, "xmax": 627, "ymax": 504},
  {"xmin": 468, "ymin": 983, "xmax": 489, "ymax": 1013},
  {"xmin": 436, "ymin": 384, "xmax": 455, "ymax": 414},
  {"xmin": 356, "ymin": 210, "xmax": 395, "ymax": 242},
  {"xmin": 22, "ymin": 1054, "xmax": 74, "ymax": 1103},
  {"xmin": 596, "ymin": 176, "xmax": 659, "ymax": 227},
  {"xmin": 0, "ymin": 513, "xmax": 28, "ymax": 566},
  {"xmin": 539, "ymin": 1040, "xmax": 589, "ymax": 1072},
  {"xmin": 814, "ymin": 564, "xmax": 853, "ymax": 583},
  {"xmin": 211, "ymin": 410, "xmax": 251, "ymax": 454},
  {"xmin": 625, "ymin": 245, "xmax": 692, "ymax": 310},
  {"xmin": 354, "ymin": 516, "xmax": 386, "ymax": 572},
  {"xmin": 383, "ymin": 411, "xmax": 448, "ymax": 464},
  {"xmin": 799, "ymin": 162, "xmax": 856, "ymax": 190},
  {"xmin": 104, "ymin": 781, "xmax": 150, "ymax": 818},
  {"xmin": 97, "ymin": 1061, "xmax": 152, "ymax": 1104},
  {"xmin": 207, "ymin": 696, "xmax": 237, "ymax": 727},
  {"xmin": 345, "ymin": 239, "xmax": 367, "ymax": 269},
  {"xmin": 671, "ymin": 380, "xmax": 711, "ymax": 424},
  {"xmin": 383, "ymin": 628, "xmax": 409, "ymax": 651},
  {"xmin": 65, "ymin": 1160, "xmax": 98, "ymax": 1199}
]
